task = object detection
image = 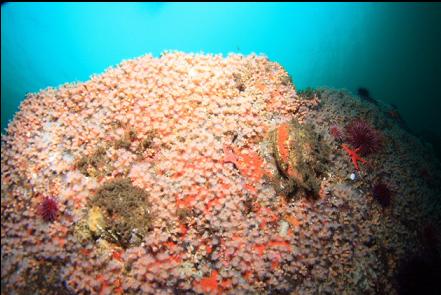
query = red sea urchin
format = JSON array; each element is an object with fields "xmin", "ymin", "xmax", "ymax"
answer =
[
  {"xmin": 345, "ymin": 119, "xmax": 382, "ymax": 156},
  {"xmin": 329, "ymin": 124, "xmax": 344, "ymax": 142},
  {"xmin": 372, "ymin": 182, "xmax": 392, "ymax": 207},
  {"xmin": 39, "ymin": 196, "xmax": 58, "ymax": 222}
]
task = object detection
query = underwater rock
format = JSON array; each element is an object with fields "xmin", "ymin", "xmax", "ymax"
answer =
[
  {"xmin": 268, "ymin": 120, "xmax": 330, "ymax": 200},
  {"xmin": 371, "ymin": 181, "xmax": 392, "ymax": 208},
  {"xmin": 357, "ymin": 87, "xmax": 378, "ymax": 105},
  {"xmin": 2, "ymin": 52, "xmax": 440, "ymax": 294}
]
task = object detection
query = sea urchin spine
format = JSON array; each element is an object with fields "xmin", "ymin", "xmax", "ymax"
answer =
[
  {"xmin": 329, "ymin": 124, "xmax": 344, "ymax": 142},
  {"xmin": 39, "ymin": 196, "xmax": 58, "ymax": 222},
  {"xmin": 344, "ymin": 119, "xmax": 383, "ymax": 156}
]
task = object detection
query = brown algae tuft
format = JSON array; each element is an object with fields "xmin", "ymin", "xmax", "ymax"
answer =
[
  {"xmin": 88, "ymin": 178, "xmax": 152, "ymax": 248},
  {"xmin": 75, "ymin": 146, "xmax": 112, "ymax": 177}
]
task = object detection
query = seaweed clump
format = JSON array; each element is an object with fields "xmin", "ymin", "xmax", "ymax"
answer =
[
  {"xmin": 137, "ymin": 130, "xmax": 156, "ymax": 154},
  {"xmin": 280, "ymin": 73, "xmax": 293, "ymax": 86},
  {"xmin": 298, "ymin": 87, "xmax": 317, "ymax": 100},
  {"xmin": 115, "ymin": 128, "xmax": 157, "ymax": 158},
  {"xmin": 233, "ymin": 72, "xmax": 246, "ymax": 92},
  {"xmin": 75, "ymin": 146, "xmax": 112, "ymax": 177},
  {"xmin": 269, "ymin": 120, "xmax": 330, "ymax": 200},
  {"xmin": 114, "ymin": 128, "xmax": 137, "ymax": 150},
  {"xmin": 89, "ymin": 178, "xmax": 152, "ymax": 248}
]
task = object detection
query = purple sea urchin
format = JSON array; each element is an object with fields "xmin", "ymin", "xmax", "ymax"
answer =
[
  {"xmin": 39, "ymin": 196, "xmax": 58, "ymax": 222},
  {"xmin": 345, "ymin": 119, "xmax": 382, "ymax": 156},
  {"xmin": 372, "ymin": 182, "xmax": 392, "ymax": 207}
]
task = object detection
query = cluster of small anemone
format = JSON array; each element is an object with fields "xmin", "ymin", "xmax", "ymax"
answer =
[{"xmin": 1, "ymin": 52, "xmax": 439, "ymax": 294}]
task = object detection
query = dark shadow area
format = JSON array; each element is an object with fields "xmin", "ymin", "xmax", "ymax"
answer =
[
  {"xmin": 418, "ymin": 130, "xmax": 441, "ymax": 162},
  {"xmin": 396, "ymin": 224, "xmax": 441, "ymax": 295}
]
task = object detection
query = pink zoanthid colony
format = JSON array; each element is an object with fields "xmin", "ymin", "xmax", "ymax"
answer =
[{"xmin": 1, "ymin": 52, "xmax": 440, "ymax": 294}]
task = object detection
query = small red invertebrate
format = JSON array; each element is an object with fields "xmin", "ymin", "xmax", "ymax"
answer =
[
  {"xmin": 39, "ymin": 196, "xmax": 58, "ymax": 222},
  {"xmin": 341, "ymin": 144, "xmax": 367, "ymax": 170},
  {"xmin": 329, "ymin": 124, "xmax": 343, "ymax": 142}
]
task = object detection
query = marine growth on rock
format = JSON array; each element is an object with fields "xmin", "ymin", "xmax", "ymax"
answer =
[{"xmin": 1, "ymin": 52, "xmax": 440, "ymax": 295}]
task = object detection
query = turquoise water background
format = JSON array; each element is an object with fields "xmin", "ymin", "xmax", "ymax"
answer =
[{"xmin": 2, "ymin": 2, "xmax": 440, "ymax": 141}]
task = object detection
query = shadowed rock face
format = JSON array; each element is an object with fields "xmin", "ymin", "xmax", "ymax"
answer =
[
  {"xmin": 395, "ymin": 252, "xmax": 441, "ymax": 295},
  {"xmin": 357, "ymin": 87, "xmax": 378, "ymax": 105}
]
